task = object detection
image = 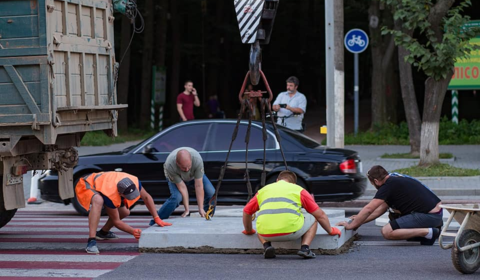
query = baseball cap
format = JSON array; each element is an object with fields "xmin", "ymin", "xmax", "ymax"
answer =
[{"xmin": 117, "ymin": 178, "xmax": 140, "ymax": 200}]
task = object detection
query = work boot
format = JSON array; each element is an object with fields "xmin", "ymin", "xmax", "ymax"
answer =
[
  {"xmin": 420, "ymin": 228, "xmax": 440, "ymax": 246},
  {"xmin": 263, "ymin": 245, "xmax": 276, "ymax": 259},
  {"xmin": 96, "ymin": 230, "xmax": 119, "ymax": 240},
  {"xmin": 86, "ymin": 239, "xmax": 100, "ymax": 254},
  {"xmin": 297, "ymin": 248, "xmax": 316, "ymax": 259}
]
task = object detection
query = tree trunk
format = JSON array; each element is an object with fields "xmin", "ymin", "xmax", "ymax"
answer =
[
  {"xmin": 396, "ymin": 25, "xmax": 421, "ymax": 155},
  {"xmin": 139, "ymin": 0, "xmax": 155, "ymax": 128},
  {"xmin": 370, "ymin": 56, "xmax": 387, "ymax": 126},
  {"xmin": 155, "ymin": 0, "xmax": 168, "ymax": 68},
  {"xmin": 117, "ymin": 16, "xmax": 132, "ymax": 131},
  {"xmin": 154, "ymin": 0, "xmax": 168, "ymax": 130},
  {"xmin": 169, "ymin": 0, "xmax": 181, "ymax": 122},
  {"xmin": 419, "ymin": 73, "xmax": 453, "ymax": 166},
  {"xmin": 398, "ymin": 45, "xmax": 421, "ymax": 155},
  {"xmin": 385, "ymin": 54, "xmax": 399, "ymax": 123},
  {"xmin": 206, "ymin": 0, "xmax": 224, "ymax": 105},
  {"xmin": 369, "ymin": 1, "xmax": 395, "ymax": 127}
]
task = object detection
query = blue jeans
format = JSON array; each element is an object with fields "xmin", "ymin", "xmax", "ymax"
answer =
[{"xmin": 150, "ymin": 174, "xmax": 215, "ymax": 224}]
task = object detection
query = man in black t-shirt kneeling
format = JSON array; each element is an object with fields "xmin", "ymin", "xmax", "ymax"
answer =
[{"xmin": 337, "ymin": 165, "xmax": 443, "ymax": 245}]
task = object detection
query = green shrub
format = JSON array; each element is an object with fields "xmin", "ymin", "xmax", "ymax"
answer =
[
  {"xmin": 343, "ymin": 117, "xmax": 480, "ymax": 145},
  {"xmin": 80, "ymin": 129, "xmax": 155, "ymax": 146},
  {"xmin": 393, "ymin": 163, "xmax": 480, "ymax": 177}
]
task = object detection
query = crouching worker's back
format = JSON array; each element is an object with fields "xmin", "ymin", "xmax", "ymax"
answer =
[{"xmin": 242, "ymin": 170, "xmax": 341, "ymax": 259}]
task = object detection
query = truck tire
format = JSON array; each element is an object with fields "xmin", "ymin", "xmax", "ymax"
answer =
[
  {"xmin": 0, "ymin": 208, "xmax": 17, "ymax": 229},
  {"xmin": 0, "ymin": 176, "xmax": 17, "ymax": 228}
]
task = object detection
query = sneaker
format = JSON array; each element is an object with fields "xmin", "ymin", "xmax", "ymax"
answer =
[
  {"xmin": 96, "ymin": 230, "xmax": 119, "ymax": 240},
  {"xmin": 86, "ymin": 240, "xmax": 100, "ymax": 254},
  {"xmin": 420, "ymin": 228, "xmax": 440, "ymax": 246},
  {"xmin": 297, "ymin": 248, "xmax": 316, "ymax": 259},
  {"xmin": 263, "ymin": 245, "xmax": 276, "ymax": 259}
]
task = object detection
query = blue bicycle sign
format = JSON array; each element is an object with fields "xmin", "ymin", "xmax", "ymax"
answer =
[{"xmin": 344, "ymin": 29, "xmax": 369, "ymax": 53}]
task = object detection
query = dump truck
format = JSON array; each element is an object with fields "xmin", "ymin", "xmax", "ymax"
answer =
[{"xmin": 0, "ymin": 0, "xmax": 128, "ymax": 228}]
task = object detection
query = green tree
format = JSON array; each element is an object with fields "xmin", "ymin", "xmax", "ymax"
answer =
[{"xmin": 383, "ymin": 0, "xmax": 479, "ymax": 166}]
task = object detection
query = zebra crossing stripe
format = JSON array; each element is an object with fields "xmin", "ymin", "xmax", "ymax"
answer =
[
  {"xmin": 235, "ymin": 0, "xmax": 264, "ymax": 44},
  {"xmin": 0, "ymin": 268, "xmax": 111, "ymax": 278},
  {"xmin": 0, "ymin": 254, "xmax": 136, "ymax": 262}
]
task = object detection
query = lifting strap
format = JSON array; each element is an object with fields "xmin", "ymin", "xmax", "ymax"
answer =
[{"xmin": 205, "ymin": 70, "xmax": 289, "ymax": 220}]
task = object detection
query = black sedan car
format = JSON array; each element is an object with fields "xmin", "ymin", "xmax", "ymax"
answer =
[{"xmin": 39, "ymin": 120, "xmax": 367, "ymax": 215}]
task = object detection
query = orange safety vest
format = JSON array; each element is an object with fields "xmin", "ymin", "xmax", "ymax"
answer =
[{"xmin": 75, "ymin": 172, "xmax": 141, "ymax": 211}]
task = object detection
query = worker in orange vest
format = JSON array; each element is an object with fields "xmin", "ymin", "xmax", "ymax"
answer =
[{"xmin": 75, "ymin": 171, "xmax": 172, "ymax": 254}]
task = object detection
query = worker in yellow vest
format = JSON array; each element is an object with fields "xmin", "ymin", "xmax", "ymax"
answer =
[
  {"xmin": 242, "ymin": 170, "xmax": 341, "ymax": 259},
  {"xmin": 75, "ymin": 171, "xmax": 172, "ymax": 254}
]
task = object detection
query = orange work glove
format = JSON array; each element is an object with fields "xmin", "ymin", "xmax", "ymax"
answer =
[
  {"xmin": 154, "ymin": 216, "xmax": 172, "ymax": 227},
  {"xmin": 242, "ymin": 229, "xmax": 256, "ymax": 235},
  {"xmin": 329, "ymin": 227, "xmax": 341, "ymax": 237},
  {"xmin": 133, "ymin": 229, "xmax": 142, "ymax": 240}
]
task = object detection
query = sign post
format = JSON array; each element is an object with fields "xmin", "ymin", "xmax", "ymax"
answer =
[
  {"xmin": 151, "ymin": 66, "xmax": 167, "ymax": 131},
  {"xmin": 344, "ymin": 29, "xmax": 369, "ymax": 136}
]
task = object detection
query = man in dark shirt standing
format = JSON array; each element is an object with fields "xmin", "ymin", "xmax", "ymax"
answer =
[
  {"xmin": 177, "ymin": 80, "xmax": 200, "ymax": 121},
  {"xmin": 337, "ymin": 165, "xmax": 443, "ymax": 245}
]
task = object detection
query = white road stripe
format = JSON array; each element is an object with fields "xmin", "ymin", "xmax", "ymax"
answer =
[
  {"xmin": 1, "ymin": 227, "xmax": 109, "ymax": 232},
  {"xmin": 0, "ymin": 268, "xmax": 110, "ymax": 278},
  {"xmin": 2, "ymin": 234, "xmax": 130, "ymax": 239},
  {"xmin": 7, "ymin": 222, "xmax": 149, "ymax": 226},
  {"xmin": 0, "ymin": 242, "xmax": 138, "ymax": 250},
  {"xmin": 354, "ymin": 241, "xmax": 434, "ymax": 246},
  {"xmin": 0, "ymin": 254, "xmax": 137, "ymax": 262},
  {"xmin": 11, "ymin": 217, "xmax": 147, "ymax": 221}
]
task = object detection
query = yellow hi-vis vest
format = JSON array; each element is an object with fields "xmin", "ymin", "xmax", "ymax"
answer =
[{"xmin": 256, "ymin": 180, "xmax": 304, "ymax": 235}]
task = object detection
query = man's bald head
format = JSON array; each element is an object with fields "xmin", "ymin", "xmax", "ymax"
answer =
[{"xmin": 176, "ymin": 149, "xmax": 192, "ymax": 172}]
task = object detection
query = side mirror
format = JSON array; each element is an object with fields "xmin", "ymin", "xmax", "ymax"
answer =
[{"xmin": 143, "ymin": 144, "xmax": 154, "ymax": 154}]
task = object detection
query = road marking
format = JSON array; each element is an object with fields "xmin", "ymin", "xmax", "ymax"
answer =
[
  {"xmin": 354, "ymin": 241, "xmax": 437, "ymax": 246},
  {"xmin": 0, "ymin": 268, "xmax": 111, "ymax": 278},
  {"xmin": 0, "ymin": 254, "xmax": 137, "ymax": 262}
]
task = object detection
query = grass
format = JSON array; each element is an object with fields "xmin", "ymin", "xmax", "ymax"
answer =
[
  {"xmin": 393, "ymin": 163, "xmax": 480, "ymax": 177},
  {"xmin": 381, "ymin": 153, "xmax": 454, "ymax": 159},
  {"xmin": 80, "ymin": 129, "xmax": 155, "ymax": 146},
  {"xmin": 323, "ymin": 117, "xmax": 480, "ymax": 145}
]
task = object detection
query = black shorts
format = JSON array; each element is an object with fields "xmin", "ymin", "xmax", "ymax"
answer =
[{"xmin": 390, "ymin": 210, "xmax": 444, "ymax": 230}]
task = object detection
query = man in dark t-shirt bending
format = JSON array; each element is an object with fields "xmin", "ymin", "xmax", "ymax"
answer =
[{"xmin": 337, "ymin": 165, "xmax": 443, "ymax": 245}]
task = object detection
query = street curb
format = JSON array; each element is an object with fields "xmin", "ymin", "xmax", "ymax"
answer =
[
  {"xmin": 319, "ymin": 200, "xmax": 480, "ymax": 208},
  {"xmin": 415, "ymin": 175, "xmax": 480, "ymax": 180},
  {"xmin": 376, "ymin": 157, "xmax": 455, "ymax": 162}
]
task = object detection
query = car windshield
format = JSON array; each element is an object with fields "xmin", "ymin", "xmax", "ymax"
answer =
[{"xmin": 277, "ymin": 126, "xmax": 321, "ymax": 149}]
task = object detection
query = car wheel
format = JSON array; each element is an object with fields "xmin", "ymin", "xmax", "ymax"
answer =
[{"xmin": 71, "ymin": 177, "xmax": 107, "ymax": 216}]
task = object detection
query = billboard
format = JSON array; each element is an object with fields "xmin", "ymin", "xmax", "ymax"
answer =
[{"xmin": 448, "ymin": 21, "xmax": 480, "ymax": 90}]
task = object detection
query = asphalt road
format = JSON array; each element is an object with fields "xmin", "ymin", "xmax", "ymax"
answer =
[
  {"xmin": 95, "ymin": 210, "xmax": 477, "ymax": 280},
  {"xmin": 3, "ymin": 205, "xmax": 477, "ymax": 279}
]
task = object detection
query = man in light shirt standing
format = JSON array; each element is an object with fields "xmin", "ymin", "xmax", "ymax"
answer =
[{"xmin": 272, "ymin": 76, "xmax": 307, "ymax": 132}]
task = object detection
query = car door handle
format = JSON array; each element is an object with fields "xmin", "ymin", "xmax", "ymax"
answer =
[{"xmin": 254, "ymin": 159, "xmax": 264, "ymax": 164}]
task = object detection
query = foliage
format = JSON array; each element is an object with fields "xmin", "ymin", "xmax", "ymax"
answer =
[
  {"xmin": 326, "ymin": 117, "xmax": 480, "ymax": 145},
  {"xmin": 80, "ymin": 129, "xmax": 155, "ymax": 146},
  {"xmin": 381, "ymin": 152, "xmax": 453, "ymax": 159},
  {"xmin": 393, "ymin": 163, "xmax": 480, "ymax": 176},
  {"xmin": 382, "ymin": 0, "xmax": 480, "ymax": 80}
]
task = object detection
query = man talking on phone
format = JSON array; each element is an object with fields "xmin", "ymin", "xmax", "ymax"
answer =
[
  {"xmin": 272, "ymin": 76, "xmax": 307, "ymax": 132},
  {"xmin": 177, "ymin": 80, "xmax": 201, "ymax": 121}
]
